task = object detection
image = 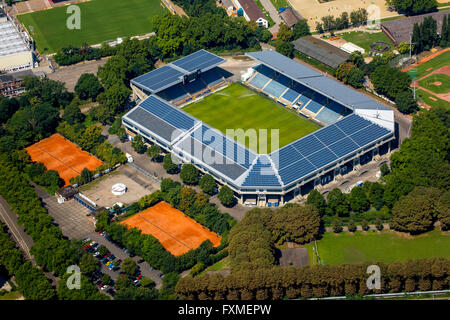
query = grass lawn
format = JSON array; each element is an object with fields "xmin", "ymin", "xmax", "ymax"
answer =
[
  {"xmin": 182, "ymin": 83, "xmax": 321, "ymax": 153},
  {"xmin": 419, "ymin": 74, "xmax": 450, "ymax": 94},
  {"xmin": 205, "ymin": 257, "xmax": 230, "ymax": 272},
  {"xmin": 17, "ymin": 0, "xmax": 166, "ymax": 53},
  {"xmin": 339, "ymin": 31, "xmax": 394, "ymax": 55},
  {"xmin": 306, "ymin": 229, "xmax": 450, "ymax": 266},
  {"xmin": 0, "ymin": 291, "xmax": 22, "ymax": 300},
  {"xmin": 406, "ymin": 50, "xmax": 450, "ymax": 79},
  {"xmin": 416, "ymin": 89, "xmax": 450, "ymax": 109},
  {"xmin": 270, "ymin": 0, "xmax": 290, "ymax": 10}
]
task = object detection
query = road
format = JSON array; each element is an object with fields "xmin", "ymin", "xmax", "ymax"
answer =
[
  {"xmin": 260, "ymin": 0, "xmax": 282, "ymax": 34},
  {"xmin": 0, "ymin": 196, "xmax": 34, "ymax": 261}
]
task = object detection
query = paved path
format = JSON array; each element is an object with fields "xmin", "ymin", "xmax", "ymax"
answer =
[{"xmin": 260, "ymin": 0, "xmax": 282, "ymax": 33}]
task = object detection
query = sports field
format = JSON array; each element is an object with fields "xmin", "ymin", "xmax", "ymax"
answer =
[
  {"xmin": 183, "ymin": 83, "xmax": 321, "ymax": 153},
  {"xmin": 120, "ymin": 202, "xmax": 222, "ymax": 256},
  {"xmin": 17, "ymin": 0, "xmax": 166, "ymax": 53},
  {"xmin": 339, "ymin": 31, "xmax": 394, "ymax": 55},
  {"xmin": 306, "ymin": 230, "xmax": 450, "ymax": 266},
  {"xmin": 26, "ymin": 133, "xmax": 103, "ymax": 186},
  {"xmin": 406, "ymin": 50, "xmax": 450, "ymax": 108}
]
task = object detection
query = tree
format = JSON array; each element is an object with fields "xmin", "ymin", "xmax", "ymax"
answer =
[
  {"xmin": 75, "ymin": 73, "xmax": 103, "ymax": 101},
  {"xmin": 63, "ymin": 102, "xmax": 85, "ymax": 125},
  {"xmin": 440, "ymin": 14, "xmax": 449, "ymax": 47},
  {"xmin": 81, "ymin": 168, "xmax": 93, "ymax": 184},
  {"xmin": 180, "ymin": 164, "xmax": 199, "ymax": 185},
  {"xmin": 437, "ymin": 190, "xmax": 450, "ymax": 230},
  {"xmin": 163, "ymin": 153, "xmax": 179, "ymax": 174},
  {"xmin": 392, "ymin": 189, "xmax": 435, "ymax": 234},
  {"xmin": 39, "ymin": 170, "xmax": 63, "ymax": 190},
  {"xmin": 349, "ymin": 51, "xmax": 364, "ymax": 68},
  {"xmin": 348, "ymin": 220, "xmax": 357, "ymax": 232},
  {"xmin": 293, "ymin": 20, "xmax": 311, "ymax": 39},
  {"xmin": 391, "ymin": 0, "xmax": 437, "ymax": 16},
  {"xmin": 395, "ymin": 91, "xmax": 418, "ymax": 114},
  {"xmin": 332, "ymin": 219, "xmax": 343, "ymax": 233},
  {"xmin": 375, "ymin": 218, "xmax": 384, "ymax": 231},
  {"xmin": 277, "ymin": 23, "xmax": 294, "ymax": 42},
  {"xmin": 361, "ymin": 219, "xmax": 369, "ymax": 231},
  {"xmin": 140, "ymin": 277, "xmax": 155, "ymax": 288},
  {"xmin": 326, "ymin": 188, "xmax": 349, "ymax": 217},
  {"xmin": 78, "ymin": 125, "xmax": 103, "ymax": 151},
  {"xmin": 349, "ymin": 186, "xmax": 370, "ymax": 213},
  {"xmin": 101, "ymin": 274, "xmax": 112, "ymax": 285},
  {"xmin": 131, "ymin": 135, "xmax": 146, "ymax": 154},
  {"xmin": 218, "ymin": 185, "xmax": 235, "ymax": 207},
  {"xmin": 121, "ymin": 258, "xmax": 138, "ymax": 276},
  {"xmin": 146, "ymin": 144, "xmax": 161, "ymax": 161},
  {"xmin": 199, "ymin": 174, "xmax": 216, "ymax": 195},
  {"xmin": 98, "ymin": 245, "xmax": 108, "ymax": 257},
  {"xmin": 380, "ymin": 163, "xmax": 390, "ymax": 176},
  {"xmin": 79, "ymin": 253, "xmax": 99, "ymax": 274},
  {"xmin": 276, "ymin": 42, "xmax": 294, "ymax": 58},
  {"xmin": 306, "ymin": 189, "xmax": 326, "ymax": 216}
]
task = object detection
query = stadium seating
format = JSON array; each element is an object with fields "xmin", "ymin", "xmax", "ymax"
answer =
[
  {"xmin": 201, "ymin": 69, "xmax": 223, "ymax": 86},
  {"xmin": 263, "ymin": 80, "xmax": 288, "ymax": 98},
  {"xmin": 249, "ymin": 72, "xmax": 271, "ymax": 89},
  {"xmin": 281, "ymin": 88, "xmax": 300, "ymax": 103},
  {"xmin": 314, "ymin": 102, "xmax": 344, "ymax": 125},
  {"xmin": 156, "ymin": 83, "xmax": 188, "ymax": 102},
  {"xmin": 184, "ymin": 78, "xmax": 208, "ymax": 95}
]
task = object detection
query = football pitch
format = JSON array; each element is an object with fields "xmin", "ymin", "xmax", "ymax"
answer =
[
  {"xmin": 306, "ymin": 230, "xmax": 450, "ymax": 266},
  {"xmin": 17, "ymin": 0, "xmax": 166, "ymax": 53},
  {"xmin": 182, "ymin": 83, "xmax": 321, "ymax": 153}
]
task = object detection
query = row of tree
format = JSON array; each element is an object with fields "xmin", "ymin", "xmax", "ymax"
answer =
[
  {"xmin": 0, "ymin": 222, "xmax": 55, "ymax": 300},
  {"xmin": 316, "ymin": 8, "xmax": 368, "ymax": 33},
  {"xmin": 176, "ymin": 258, "xmax": 450, "ymax": 299},
  {"xmin": 412, "ymin": 14, "xmax": 450, "ymax": 54},
  {"xmin": 386, "ymin": 0, "xmax": 437, "ymax": 16},
  {"xmin": 54, "ymin": 43, "xmax": 117, "ymax": 66}
]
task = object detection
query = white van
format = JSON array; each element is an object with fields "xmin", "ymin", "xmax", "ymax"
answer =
[{"xmin": 125, "ymin": 153, "xmax": 133, "ymax": 163}]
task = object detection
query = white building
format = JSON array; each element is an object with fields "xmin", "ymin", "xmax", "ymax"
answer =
[
  {"xmin": 234, "ymin": 0, "xmax": 268, "ymax": 28},
  {"xmin": 0, "ymin": 10, "xmax": 34, "ymax": 73}
]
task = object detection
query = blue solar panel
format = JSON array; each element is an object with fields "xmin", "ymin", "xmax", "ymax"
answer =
[
  {"xmin": 334, "ymin": 114, "xmax": 371, "ymax": 135},
  {"xmin": 314, "ymin": 125, "xmax": 346, "ymax": 145},
  {"xmin": 328, "ymin": 137, "xmax": 360, "ymax": 158},
  {"xmin": 271, "ymin": 145, "xmax": 303, "ymax": 170},
  {"xmin": 278, "ymin": 158, "xmax": 316, "ymax": 185},
  {"xmin": 243, "ymin": 156, "xmax": 280, "ymax": 187},
  {"xmin": 132, "ymin": 65, "xmax": 184, "ymax": 92},
  {"xmin": 139, "ymin": 96, "xmax": 196, "ymax": 131},
  {"xmin": 350, "ymin": 124, "xmax": 390, "ymax": 147},
  {"xmin": 291, "ymin": 134, "xmax": 324, "ymax": 157},
  {"xmin": 306, "ymin": 148, "xmax": 338, "ymax": 169},
  {"xmin": 172, "ymin": 50, "xmax": 225, "ymax": 72}
]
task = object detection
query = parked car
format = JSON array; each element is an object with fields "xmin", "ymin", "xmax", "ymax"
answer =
[
  {"xmin": 109, "ymin": 254, "xmax": 116, "ymax": 260},
  {"xmin": 101, "ymin": 285, "xmax": 108, "ymax": 291},
  {"xmin": 137, "ymin": 259, "xmax": 145, "ymax": 264},
  {"xmin": 82, "ymin": 237, "xmax": 90, "ymax": 243},
  {"xmin": 106, "ymin": 288, "xmax": 116, "ymax": 297},
  {"xmin": 136, "ymin": 274, "xmax": 143, "ymax": 280},
  {"xmin": 94, "ymin": 251, "xmax": 100, "ymax": 257}
]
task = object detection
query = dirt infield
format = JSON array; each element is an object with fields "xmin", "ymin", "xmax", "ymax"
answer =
[
  {"xmin": 415, "ymin": 66, "xmax": 450, "ymax": 102},
  {"xmin": 26, "ymin": 133, "xmax": 103, "ymax": 186},
  {"xmin": 402, "ymin": 48, "xmax": 450, "ymax": 72},
  {"xmin": 120, "ymin": 202, "xmax": 222, "ymax": 256}
]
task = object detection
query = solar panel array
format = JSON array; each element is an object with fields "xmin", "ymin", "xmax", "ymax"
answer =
[
  {"xmin": 243, "ymin": 155, "xmax": 281, "ymax": 187},
  {"xmin": 270, "ymin": 114, "xmax": 391, "ymax": 186},
  {"xmin": 132, "ymin": 50, "xmax": 225, "ymax": 93}
]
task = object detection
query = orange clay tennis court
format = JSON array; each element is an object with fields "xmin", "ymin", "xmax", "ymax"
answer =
[
  {"xmin": 120, "ymin": 201, "xmax": 222, "ymax": 256},
  {"xmin": 26, "ymin": 133, "xmax": 103, "ymax": 186}
]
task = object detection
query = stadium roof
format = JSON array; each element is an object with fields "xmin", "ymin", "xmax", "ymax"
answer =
[
  {"xmin": 124, "ymin": 50, "xmax": 395, "ymax": 191},
  {"xmin": 131, "ymin": 50, "xmax": 225, "ymax": 94},
  {"xmin": 246, "ymin": 50, "xmax": 390, "ymax": 112},
  {"xmin": 292, "ymin": 36, "xmax": 350, "ymax": 69},
  {"xmin": 381, "ymin": 10, "xmax": 450, "ymax": 45},
  {"xmin": 0, "ymin": 18, "xmax": 30, "ymax": 58}
]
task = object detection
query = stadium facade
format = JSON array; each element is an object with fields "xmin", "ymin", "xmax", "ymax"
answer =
[{"xmin": 123, "ymin": 50, "xmax": 395, "ymax": 207}]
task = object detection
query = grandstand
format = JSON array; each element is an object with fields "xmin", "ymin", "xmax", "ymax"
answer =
[{"xmin": 123, "ymin": 50, "xmax": 395, "ymax": 207}]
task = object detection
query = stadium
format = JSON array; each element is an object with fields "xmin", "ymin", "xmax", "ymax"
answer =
[{"xmin": 123, "ymin": 50, "xmax": 395, "ymax": 207}]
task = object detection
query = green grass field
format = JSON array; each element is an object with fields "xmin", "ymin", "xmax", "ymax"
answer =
[
  {"xmin": 419, "ymin": 74, "xmax": 450, "ymax": 94},
  {"xmin": 339, "ymin": 31, "xmax": 394, "ymax": 55},
  {"xmin": 17, "ymin": 0, "xmax": 166, "ymax": 53},
  {"xmin": 407, "ymin": 50, "xmax": 450, "ymax": 79},
  {"xmin": 416, "ymin": 89, "xmax": 450, "ymax": 109},
  {"xmin": 182, "ymin": 83, "xmax": 321, "ymax": 153},
  {"xmin": 306, "ymin": 230, "xmax": 450, "ymax": 266}
]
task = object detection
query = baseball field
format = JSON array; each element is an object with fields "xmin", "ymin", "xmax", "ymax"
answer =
[
  {"xmin": 183, "ymin": 83, "xmax": 321, "ymax": 153},
  {"xmin": 26, "ymin": 133, "xmax": 103, "ymax": 186},
  {"xmin": 17, "ymin": 0, "xmax": 167, "ymax": 53},
  {"xmin": 120, "ymin": 202, "xmax": 222, "ymax": 256}
]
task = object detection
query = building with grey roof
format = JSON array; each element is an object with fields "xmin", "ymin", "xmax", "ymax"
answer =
[
  {"xmin": 292, "ymin": 36, "xmax": 350, "ymax": 69},
  {"xmin": 381, "ymin": 10, "xmax": 450, "ymax": 46}
]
